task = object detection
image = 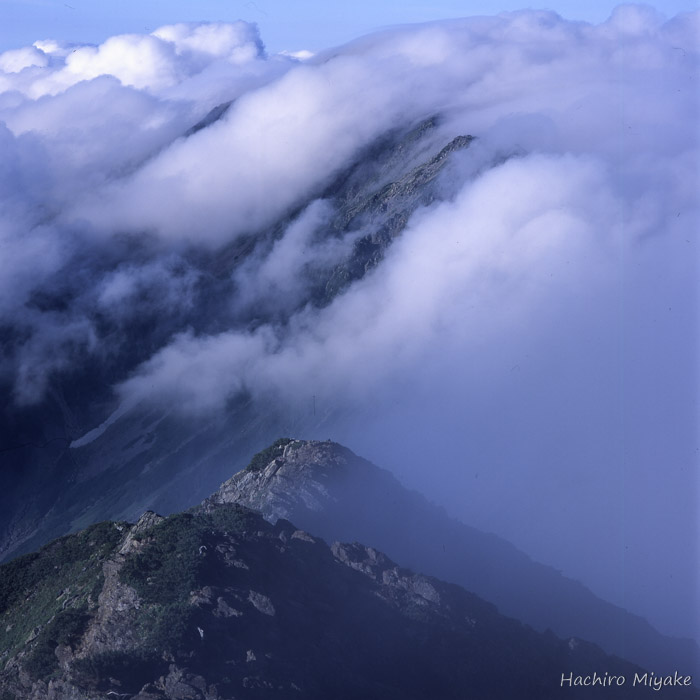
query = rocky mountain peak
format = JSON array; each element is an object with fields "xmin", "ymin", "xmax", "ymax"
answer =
[{"xmin": 205, "ymin": 438, "xmax": 377, "ymax": 521}]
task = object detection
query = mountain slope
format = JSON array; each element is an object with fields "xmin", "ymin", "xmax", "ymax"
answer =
[
  {"xmin": 2, "ymin": 501, "xmax": 694, "ymax": 699},
  {"xmin": 0, "ymin": 116, "xmax": 475, "ymax": 565},
  {"xmin": 208, "ymin": 438, "xmax": 700, "ymax": 679}
]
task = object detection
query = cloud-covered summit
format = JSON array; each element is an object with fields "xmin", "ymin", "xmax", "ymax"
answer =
[{"xmin": 0, "ymin": 7, "xmax": 697, "ymax": 641}]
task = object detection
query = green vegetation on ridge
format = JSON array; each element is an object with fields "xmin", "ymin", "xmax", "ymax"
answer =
[
  {"xmin": 119, "ymin": 504, "xmax": 262, "ymax": 652},
  {"xmin": 0, "ymin": 520, "xmax": 125, "ymax": 679}
]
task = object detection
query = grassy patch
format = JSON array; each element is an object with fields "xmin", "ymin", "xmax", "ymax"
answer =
[
  {"xmin": 118, "ymin": 504, "xmax": 260, "ymax": 653},
  {"xmin": 0, "ymin": 520, "xmax": 123, "ymax": 616},
  {"xmin": 0, "ymin": 521, "xmax": 125, "ymax": 664},
  {"xmin": 121, "ymin": 506, "xmax": 259, "ymax": 604},
  {"xmin": 24, "ymin": 607, "xmax": 91, "ymax": 680},
  {"xmin": 120, "ymin": 512, "xmax": 200, "ymax": 605}
]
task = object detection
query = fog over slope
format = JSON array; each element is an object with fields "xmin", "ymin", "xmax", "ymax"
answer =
[{"xmin": 0, "ymin": 7, "xmax": 697, "ymax": 641}]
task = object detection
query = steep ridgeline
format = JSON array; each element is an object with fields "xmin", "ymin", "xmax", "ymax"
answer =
[
  {"xmin": 2, "ymin": 503, "xmax": 694, "ymax": 699},
  {"xmin": 207, "ymin": 439, "xmax": 700, "ymax": 680},
  {"xmin": 0, "ymin": 116, "xmax": 474, "ymax": 564}
]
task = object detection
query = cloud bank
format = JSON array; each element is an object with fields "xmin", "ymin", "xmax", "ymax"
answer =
[{"xmin": 0, "ymin": 8, "xmax": 697, "ymax": 639}]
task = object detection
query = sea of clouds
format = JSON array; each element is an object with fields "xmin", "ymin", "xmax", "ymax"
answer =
[{"xmin": 0, "ymin": 6, "xmax": 697, "ymax": 638}]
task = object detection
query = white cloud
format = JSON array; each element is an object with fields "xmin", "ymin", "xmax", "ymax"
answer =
[
  {"xmin": 63, "ymin": 34, "xmax": 182, "ymax": 91},
  {"xmin": 152, "ymin": 21, "xmax": 264, "ymax": 64},
  {"xmin": 279, "ymin": 49, "xmax": 315, "ymax": 61},
  {"xmin": 0, "ymin": 21, "xmax": 266, "ymax": 99},
  {"xmin": 0, "ymin": 45, "xmax": 48, "ymax": 73},
  {"xmin": 231, "ymin": 199, "xmax": 359, "ymax": 316},
  {"xmin": 118, "ymin": 328, "xmax": 274, "ymax": 415},
  {"xmin": 96, "ymin": 258, "xmax": 200, "ymax": 316}
]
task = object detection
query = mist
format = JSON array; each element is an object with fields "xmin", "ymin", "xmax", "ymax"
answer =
[{"xmin": 0, "ymin": 6, "xmax": 697, "ymax": 642}]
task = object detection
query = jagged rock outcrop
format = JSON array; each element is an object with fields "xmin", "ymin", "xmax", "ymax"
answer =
[
  {"xmin": 207, "ymin": 439, "xmax": 700, "ymax": 680},
  {"xmin": 3, "ymin": 500, "xmax": 694, "ymax": 699}
]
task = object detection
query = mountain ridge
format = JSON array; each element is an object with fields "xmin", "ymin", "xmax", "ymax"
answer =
[
  {"xmin": 206, "ymin": 438, "xmax": 700, "ymax": 680},
  {"xmin": 3, "ymin": 473, "xmax": 696, "ymax": 698}
]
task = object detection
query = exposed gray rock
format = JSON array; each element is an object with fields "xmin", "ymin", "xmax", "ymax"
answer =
[
  {"xmin": 81, "ymin": 555, "xmax": 141, "ymax": 655},
  {"xmin": 247, "ymin": 590, "xmax": 275, "ymax": 617}
]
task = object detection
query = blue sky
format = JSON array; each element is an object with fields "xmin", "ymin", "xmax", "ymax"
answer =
[{"xmin": 1, "ymin": 0, "xmax": 699, "ymax": 53}]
